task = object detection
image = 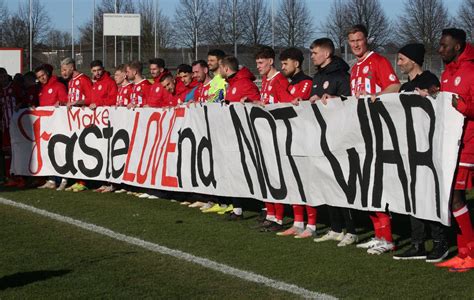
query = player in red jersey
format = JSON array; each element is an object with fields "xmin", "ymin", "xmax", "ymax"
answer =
[
  {"xmin": 35, "ymin": 64, "xmax": 67, "ymax": 107},
  {"xmin": 147, "ymin": 58, "xmax": 171, "ymax": 108},
  {"xmin": 248, "ymin": 46, "xmax": 289, "ymax": 232},
  {"xmin": 190, "ymin": 60, "xmax": 212, "ymax": 104},
  {"xmin": 126, "ymin": 61, "xmax": 151, "ymax": 109},
  {"xmin": 273, "ymin": 47, "xmax": 317, "ymax": 238},
  {"xmin": 90, "ymin": 60, "xmax": 118, "ymax": 108},
  {"xmin": 60, "ymin": 57, "xmax": 93, "ymax": 109},
  {"xmin": 348, "ymin": 24, "xmax": 400, "ymax": 254},
  {"xmin": 159, "ymin": 73, "xmax": 188, "ymax": 107},
  {"xmin": 434, "ymin": 28, "xmax": 474, "ymax": 272},
  {"xmin": 175, "ymin": 64, "xmax": 199, "ymax": 101},
  {"xmin": 114, "ymin": 64, "xmax": 133, "ymax": 107},
  {"xmin": 349, "ymin": 25, "xmax": 400, "ymax": 100}
]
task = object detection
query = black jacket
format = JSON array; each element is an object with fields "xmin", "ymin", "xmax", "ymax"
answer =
[
  {"xmin": 311, "ymin": 56, "xmax": 351, "ymax": 98},
  {"xmin": 399, "ymin": 70, "xmax": 440, "ymax": 92}
]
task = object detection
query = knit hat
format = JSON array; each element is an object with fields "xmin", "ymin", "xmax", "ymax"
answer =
[{"xmin": 398, "ymin": 43, "xmax": 425, "ymax": 66}]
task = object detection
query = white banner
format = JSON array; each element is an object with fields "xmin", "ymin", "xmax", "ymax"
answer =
[{"xmin": 10, "ymin": 92, "xmax": 464, "ymax": 225}]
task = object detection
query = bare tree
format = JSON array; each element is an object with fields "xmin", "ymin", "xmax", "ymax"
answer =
[
  {"xmin": 324, "ymin": 0, "xmax": 347, "ymax": 54},
  {"xmin": 0, "ymin": 0, "xmax": 9, "ymax": 46},
  {"xmin": 343, "ymin": 0, "xmax": 392, "ymax": 50},
  {"xmin": 396, "ymin": 0, "xmax": 450, "ymax": 55},
  {"xmin": 173, "ymin": 0, "xmax": 210, "ymax": 56},
  {"xmin": 2, "ymin": 0, "xmax": 51, "ymax": 49},
  {"xmin": 205, "ymin": 0, "xmax": 231, "ymax": 45},
  {"xmin": 137, "ymin": 0, "xmax": 174, "ymax": 56},
  {"xmin": 274, "ymin": 0, "xmax": 313, "ymax": 47},
  {"xmin": 241, "ymin": 0, "xmax": 271, "ymax": 46},
  {"xmin": 457, "ymin": 0, "xmax": 474, "ymax": 42}
]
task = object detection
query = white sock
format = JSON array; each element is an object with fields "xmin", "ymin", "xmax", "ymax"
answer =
[
  {"xmin": 275, "ymin": 219, "xmax": 283, "ymax": 225},
  {"xmin": 220, "ymin": 204, "xmax": 227, "ymax": 208},
  {"xmin": 306, "ymin": 224, "xmax": 316, "ymax": 231},
  {"xmin": 266, "ymin": 215, "xmax": 276, "ymax": 222},
  {"xmin": 233, "ymin": 207, "xmax": 243, "ymax": 215},
  {"xmin": 293, "ymin": 221, "xmax": 304, "ymax": 229}
]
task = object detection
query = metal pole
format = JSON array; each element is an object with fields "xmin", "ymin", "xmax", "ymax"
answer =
[
  {"xmin": 271, "ymin": 0, "xmax": 274, "ymax": 49},
  {"xmin": 233, "ymin": 0, "xmax": 237, "ymax": 57},
  {"xmin": 92, "ymin": 0, "xmax": 95, "ymax": 60},
  {"xmin": 130, "ymin": 36, "xmax": 133, "ymax": 61},
  {"xmin": 121, "ymin": 39, "xmax": 124, "ymax": 63},
  {"xmin": 72, "ymin": 0, "xmax": 74, "ymax": 59},
  {"xmin": 138, "ymin": 36, "xmax": 141, "ymax": 61},
  {"xmin": 154, "ymin": 0, "xmax": 157, "ymax": 57},
  {"xmin": 114, "ymin": 0, "xmax": 117, "ymax": 67},
  {"xmin": 194, "ymin": 0, "xmax": 197, "ymax": 60},
  {"xmin": 29, "ymin": 0, "xmax": 32, "ymax": 70}
]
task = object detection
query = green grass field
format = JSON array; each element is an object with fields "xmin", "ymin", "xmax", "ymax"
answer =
[{"xmin": 0, "ymin": 187, "xmax": 473, "ymax": 299}]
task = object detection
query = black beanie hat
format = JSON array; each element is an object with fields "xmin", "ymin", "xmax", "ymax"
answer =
[{"xmin": 398, "ymin": 43, "xmax": 425, "ymax": 67}]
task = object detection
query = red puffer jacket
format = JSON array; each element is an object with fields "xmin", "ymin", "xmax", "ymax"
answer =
[{"xmin": 441, "ymin": 43, "xmax": 474, "ymax": 164}]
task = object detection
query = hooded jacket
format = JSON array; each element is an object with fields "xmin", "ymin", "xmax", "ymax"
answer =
[
  {"xmin": 38, "ymin": 75, "xmax": 68, "ymax": 106},
  {"xmin": 225, "ymin": 67, "xmax": 260, "ymax": 102},
  {"xmin": 91, "ymin": 72, "xmax": 117, "ymax": 106},
  {"xmin": 311, "ymin": 56, "xmax": 351, "ymax": 98},
  {"xmin": 441, "ymin": 43, "xmax": 474, "ymax": 164}
]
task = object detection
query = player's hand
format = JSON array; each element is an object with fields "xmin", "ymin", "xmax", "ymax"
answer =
[
  {"xmin": 240, "ymin": 97, "xmax": 248, "ymax": 104},
  {"xmin": 127, "ymin": 103, "xmax": 135, "ymax": 110},
  {"xmin": 54, "ymin": 102, "xmax": 60, "ymax": 108},
  {"xmin": 143, "ymin": 104, "xmax": 150, "ymax": 108},
  {"xmin": 89, "ymin": 103, "xmax": 97, "ymax": 110},
  {"xmin": 452, "ymin": 94, "xmax": 464, "ymax": 109},
  {"xmin": 415, "ymin": 88, "xmax": 430, "ymax": 98},
  {"xmin": 321, "ymin": 93, "xmax": 333, "ymax": 105},
  {"xmin": 369, "ymin": 94, "xmax": 377, "ymax": 103},
  {"xmin": 291, "ymin": 97, "xmax": 301, "ymax": 106},
  {"xmin": 309, "ymin": 94, "xmax": 320, "ymax": 104}
]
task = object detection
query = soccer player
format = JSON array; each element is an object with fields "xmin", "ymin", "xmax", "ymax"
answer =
[
  {"xmin": 347, "ymin": 24, "xmax": 400, "ymax": 254},
  {"xmin": 191, "ymin": 60, "xmax": 212, "ymax": 104},
  {"xmin": 35, "ymin": 64, "xmax": 68, "ymax": 107},
  {"xmin": 392, "ymin": 43, "xmax": 449, "ymax": 262},
  {"xmin": 273, "ymin": 47, "xmax": 317, "ymax": 238},
  {"xmin": 252, "ymin": 45, "xmax": 290, "ymax": 232},
  {"xmin": 147, "ymin": 58, "xmax": 171, "ymax": 107},
  {"xmin": 435, "ymin": 28, "xmax": 474, "ymax": 272},
  {"xmin": 306, "ymin": 38, "xmax": 357, "ymax": 246},
  {"xmin": 114, "ymin": 64, "xmax": 133, "ymax": 107},
  {"xmin": 90, "ymin": 60, "xmax": 118, "ymax": 108},
  {"xmin": 175, "ymin": 64, "xmax": 199, "ymax": 101},
  {"xmin": 216, "ymin": 55, "xmax": 260, "ymax": 220},
  {"xmin": 159, "ymin": 73, "xmax": 188, "ymax": 107},
  {"xmin": 60, "ymin": 57, "xmax": 93, "ymax": 109},
  {"xmin": 126, "ymin": 61, "xmax": 151, "ymax": 109},
  {"xmin": 60, "ymin": 58, "xmax": 93, "ymax": 192},
  {"xmin": 206, "ymin": 49, "xmax": 227, "ymax": 103}
]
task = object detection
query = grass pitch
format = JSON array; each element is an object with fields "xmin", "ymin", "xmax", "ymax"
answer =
[{"xmin": 0, "ymin": 187, "xmax": 473, "ymax": 299}]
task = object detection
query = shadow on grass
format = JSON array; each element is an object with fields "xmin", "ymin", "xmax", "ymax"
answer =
[{"xmin": 0, "ymin": 269, "xmax": 72, "ymax": 290}]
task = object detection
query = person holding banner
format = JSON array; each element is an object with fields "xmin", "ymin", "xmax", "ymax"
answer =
[
  {"xmin": 435, "ymin": 28, "xmax": 474, "ymax": 272},
  {"xmin": 217, "ymin": 55, "xmax": 261, "ymax": 220},
  {"xmin": 127, "ymin": 61, "xmax": 151, "ymax": 109},
  {"xmin": 147, "ymin": 58, "xmax": 171, "ymax": 108},
  {"xmin": 114, "ymin": 64, "xmax": 133, "ymax": 107},
  {"xmin": 60, "ymin": 58, "xmax": 93, "ymax": 192},
  {"xmin": 90, "ymin": 60, "xmax": 118, "ymax": 109},
  {"xmin": 300, "ymin": 38, "xmax": 358, "ymax": 246},
  {"xmin": 274, "ymin": 47, "xmax": 317, "ymax": 238},
  {"xmin": 191, "ymin": 60, "xmax": 212, "ymax": 104},
  {"xmin": 206, "ymin": 49, "xmax": 227, "ymax": 103},
  {"xmin": 347, "ymin": 24, "xmax": 400, "ymax": 255},
  {"xmin": 392, "ymin": 43, "xmax": 449, "ymax": 263},
  {"xmin": 251, "ymin": 45, "xmax": 290, "ymax": 232}
]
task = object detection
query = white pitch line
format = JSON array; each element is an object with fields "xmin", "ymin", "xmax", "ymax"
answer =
[{"xmin": 0, "ymin": 197, "xmax": 336, "ymax": 300}]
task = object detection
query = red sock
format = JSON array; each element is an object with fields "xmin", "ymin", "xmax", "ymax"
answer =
[
  {"xmin": 457, "ymin": 233, "xmax": 469, "ymax": 258},
  {"xmin": 265, "ymin": 203, "xmax": 275, "ymax": 218},
  {"xmin": 306, "ymin": 206, "xmax": 317, "ymax": 226},
  {"xmin": 369, "ymin": 213, "xmax": 381, "ymax": 238},
  {"xmin": 377, "ymin": 212, "xmax": 392, "ymax": 242},
  {"xmin": 275, "ymin": 203, "xmax": 284, "ymax": 222},
  {"xmin": 453, "ymin": 205, "xmax": 474, "ymax": 257},
  {"xmin": 293, "ymin": 205, "xmax": 304, "ymax": 222}
]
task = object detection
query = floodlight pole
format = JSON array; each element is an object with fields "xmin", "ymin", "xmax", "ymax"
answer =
[
  {"xmin": 194, "ymin": 0, "xmax": 198, "ymax": 60},
  {"xmin": 233, "ymin": 0, "xmax": 237, "ymax": 57},
  {"xmin": 114, "ymin": 0, "xmax": 117, "ymax": 68},
  {"xmin": 271, "ymin": 0, "xmax": 275, "ymax": 49},
  {"xmin": 72, "ymin": 0, "xmax": 74, "ymax": 59},
  {"xmin": 154, "ymin": 0, "xmax": 157, "ymax": 57},
  {"xmin": 92, "ymin": 0, "xmax": 95, "ymax": 60},
  {"xmin": 29, "ymin": 0, "xmax": 32, "ymax": 70}
]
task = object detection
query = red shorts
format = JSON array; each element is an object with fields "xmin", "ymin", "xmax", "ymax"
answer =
[{"xmin": 454, "ymin": 166, "xmax": 474, "ymax": 190}]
